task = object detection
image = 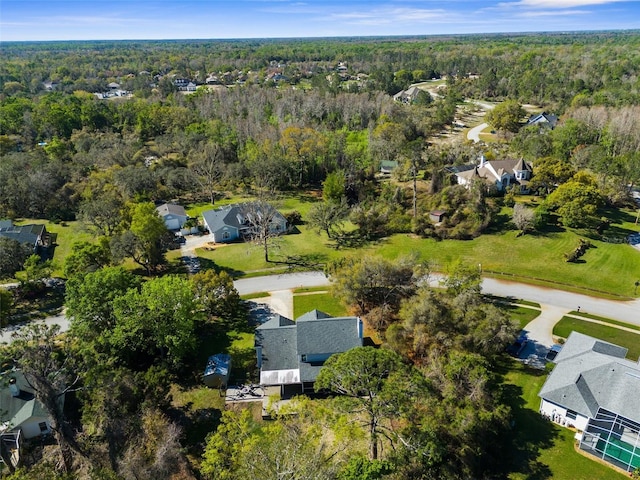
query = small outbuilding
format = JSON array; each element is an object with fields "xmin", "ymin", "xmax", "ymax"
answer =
[
  {"xmin": 203, "ymin": 354, "xmax": 231, "ymax": 389},
  {"xmin": 429, "ymin": 210, "xmax": 447, "ymax": 223}
]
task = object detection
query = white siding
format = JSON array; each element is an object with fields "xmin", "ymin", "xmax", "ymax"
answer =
[{"xmin": 540, "ymin": 399, "xmax": 589, "ymax": 431}]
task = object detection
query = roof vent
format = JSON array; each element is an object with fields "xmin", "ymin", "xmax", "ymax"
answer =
[{"xmin": 9, "ymin": 377, "xmax": 20, "ymax": 397}]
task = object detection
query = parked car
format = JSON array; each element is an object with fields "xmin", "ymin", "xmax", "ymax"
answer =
[{"xmin": 545, "ymin": 344, "xmax": 562, "ymax": 362}]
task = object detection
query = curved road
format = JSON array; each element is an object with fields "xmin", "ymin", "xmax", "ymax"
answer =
[
  {"xmin": 3, "ymin": 272, "xmax": 638, "ymax": 348},
  {"xmin": 467, "ymin": 122, "xmax": 488, "ymax": 143},
  {"xmin": 466, "ymin": 100, "xmax": 495, "ymax": 143},
  {"xmin": 237, "ymin": 272, "xmax": 639, "ymax": 324}
]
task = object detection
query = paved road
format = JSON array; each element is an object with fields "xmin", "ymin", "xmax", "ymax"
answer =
[
  {"xmin": 237, "ymin": 272, "xmax": 640, "ymax": 326},
  {"xmin": 3, "ymin": 272, "xmax": 638, "ymax": 346},
  {"xmin": 234, "ymin": 271, "xmax": 329, "ymax": 296},
  {"xmin": 0, "ymin": 309, "xmax": 69, "ymax": 344},
  {"xmin": 481, "ymin": 277, "xmax": 640, "ymax": 325},
  {"xmin": 467, "ymin": 122, "xmax": 488, "ymax": 142},
  {"xmin": 466, "ymin": 99, "xmax": 495, "ymax": 143}
]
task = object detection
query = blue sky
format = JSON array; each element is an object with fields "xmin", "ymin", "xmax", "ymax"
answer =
[{"xmin": 1, "ymin": 0, "xmax": 639, "ymax": 41}]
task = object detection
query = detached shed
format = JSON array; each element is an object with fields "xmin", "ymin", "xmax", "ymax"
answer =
[
  {"xmin": 203, "ymin": 354, "xmax": 231, "ymax": 389},
  {"xmin": 429, "ymin": 210, "xmax": 447, "ymax": 223}
]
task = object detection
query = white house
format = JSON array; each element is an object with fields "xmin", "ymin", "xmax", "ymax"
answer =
[
  {"xmin": 0, "ymin": 372, "xmax": 60, "ymax": 469},
  {"xmin": 538, "ymin": 332, "xmax": 640, "ymax": 473},
  {"xmin": 156, "ymin": 203, "xmax": 189, "ymax": 231},
  {"xmin": 452, "ymin": 156, "xmax": 533, "ymax": 193}
]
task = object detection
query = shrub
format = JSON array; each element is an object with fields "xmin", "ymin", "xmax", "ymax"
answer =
[{"xmin": 284, "ymin": 210, "xmax": 303, "ymax": 226}]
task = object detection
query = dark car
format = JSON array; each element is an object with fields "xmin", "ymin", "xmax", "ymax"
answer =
[{"xmin": 545, "ymin": 344, "xmax": 562, "ymax": 362}]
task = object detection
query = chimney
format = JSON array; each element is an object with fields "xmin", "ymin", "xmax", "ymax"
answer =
[
  {"xmin": 255, "ymin": 346, "xmax": 262, "ymax": 369},
  {"xmin": 9, "ymin": 377, "xmax": 20, "ymax": 397}
]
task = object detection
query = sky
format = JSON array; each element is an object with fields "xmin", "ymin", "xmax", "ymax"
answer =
[{"xmin": 1, "ymin": 0, "xmax": 640, "ymax": 42}]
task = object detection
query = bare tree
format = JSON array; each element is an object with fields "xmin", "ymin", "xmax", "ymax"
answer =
[
  {"xmin": 192, "ymin": 142, "xmax": 226, "ymax": 204},
  {"xmin": 241, "ymin": 201, "xmax": 285, "ymax": 263},
  {"xmin": 512, "ymin": 203, "xmax": 536, "ymax": 234}
]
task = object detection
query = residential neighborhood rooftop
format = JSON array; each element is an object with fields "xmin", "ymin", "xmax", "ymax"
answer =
[{"xmin": 539, "ymin": 332, "xmax": 640, "ymax": 423}]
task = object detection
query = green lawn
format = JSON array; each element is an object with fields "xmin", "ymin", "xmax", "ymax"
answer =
[
  {"xmin": 293, "ymin": 292, "xmax": 348, "ymax": 319},
  {"xmin": 553, "ymin": 317, "xmax": 640, "ymax": 360},
  {"xmin": 506, "ymin": 305, "xmax": 541, "ymax": 329},
  {"xmin": 17, "ymin": 194, "xmax": 640, "ymax": 301},
  {"xmin": 503, "ymin": 360, "xmax": 627, "ymax": 480},
  {"xmin": 196, "ymin": 223, "xmax": 347, "ymax": 275},
  {"xmin": 15, "ymin": 219, "xmax": 96, "ymax": 278},
  {"xmin": 190, "ymin": 194, "xmax": 640, "ymax": 297},
  {"xmin": 375, "ymin": 230, "xmax": 640, "ymax": 299},
  {"xmin": 568, "ymin": 312, "xmax": 640, "ymax": 332}
]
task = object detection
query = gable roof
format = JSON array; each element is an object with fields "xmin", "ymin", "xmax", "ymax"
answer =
[
  {"xmin": 297, "ymin": 310, "xmax": 361, "ymax": 356},
  {"xmin": 539, "ymin": 332, "xmax": 640, "ymax": 422},
  {"xmin": 156, "ymin": 203, "xmax": 187, "ymax": 218},
  {"xmin": 0, "ymin": 224, "xmax": 46, "ymax": 248},
  {"xmin": 393, "ymin": 86, "xmax": 421, "ymax": 103},
  {"xmin": 202, "ymin": 203, "xmax": 286, "ymax": 234},
  {"xmin": 0, "ymin": 372, "xmax": 48, "ymax": 434},
  {"xmin": 255, "ymin": 310, "xmax": 363, "ymax": 385},
  {"xmin": 202, "ymin": 205, "xmax": 245, "ymax": 233},
  {"xmin": 453, "ymin": 158, "xmax": 532, "ymax": 186},
  {"xmin": 527, "ymin": 112, "xmax": 558, "ymax": 128}
]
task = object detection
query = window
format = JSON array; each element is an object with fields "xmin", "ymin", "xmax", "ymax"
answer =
[
  {"xmin": 222, "ymin": 231, "xmax": 230, "ymax": 240},
  {"xmin": 39, "ymin": 422, "xmax": 48, "ymax": 433},
  {"xmin": 566, "ymin": 410, "xmax": 577, "ymax": 420}
]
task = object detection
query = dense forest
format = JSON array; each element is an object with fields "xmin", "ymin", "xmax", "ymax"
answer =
[{"xmin": 1, "ymin": 32, "xmax": 640, "ymax": 479}]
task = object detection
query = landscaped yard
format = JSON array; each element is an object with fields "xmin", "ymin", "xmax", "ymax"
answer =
[
  {"xmin": 14, "ymin": 195, "xmax": 640, "ymax": 302},
  {"xmin": 185, "ymin": 192, "xmax": 640, "ymax": 298},
  {"xmin": 503, "ymin": 360, "xmax": 627, "ymax": 480},
  {"xmin": 505, "ymin": 304, "xmax": 541, "ymax": 329},
  {"xmin": 293, "ymin": 290, "xmax": 348, "ymax": 319}
]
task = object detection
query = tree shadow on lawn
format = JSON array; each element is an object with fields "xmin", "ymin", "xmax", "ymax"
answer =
[
  {"xmin": 269, "ymin": 253, "xmax": 328, "ymax": 270},
  {"xmin": 331, "ymin": 230, "xmax": 374, "ymax": 249},
  {"xmin": 485, "ymin": 211, "xmax": 514, "ymax": 234},
  {"xmin": 495, "ymin": 371, "xmax": 557, "ymax": 479}
]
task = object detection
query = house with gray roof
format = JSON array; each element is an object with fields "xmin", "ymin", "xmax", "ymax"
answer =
[
  {"xmin": 255, "ymin": 310, "xmax": 363, "ymax": 395},
  {"xmin": 393, "ymin": 86, "xmax": 422, "ymax": 104},
  {"xmin": 0, "ymin": 371, "xmax": 59, "ymax": 469},
  {"xmin": 452, "ymin": 155, "xmax": 533, "ymax": 193},
  {"xmin": 0, "ymin": 222, "xmax": 52, "ymax": 253},
  {"xmin": 201, "ymin": 203, "xmax": 287, "ymax": 244},
  {"xmin": 526, "ymin": 112, "xmax": 558, "ymax": 130},
  {"xmin": 538, "ymin": 332, "xmax": 640, "ymax": 473},
  {"xmin": 156, "ymin": 203, "xmax": 189, "ymax": 231}
]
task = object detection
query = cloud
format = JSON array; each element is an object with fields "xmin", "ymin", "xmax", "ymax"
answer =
[
  {"xmin": 517, "ymin": 8, "xmax": 590, "ymax": 16},
  {"xmin": 328, "ymin": 7, "xmax": 453, "ymax": 26},
  {"xmin": 500, "ymin": 0, "xmax": 627, "ymax": 8}
]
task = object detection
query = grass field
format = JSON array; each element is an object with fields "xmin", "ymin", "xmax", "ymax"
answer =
[
  {"xmin": 199, "ymin": 223, "xmax": 640, "ymax": 298},
  {"xmin": 12, "ymin": 194, "xmax": 640, "ymax": 301},
  {"xmin": 507, "ymin": 305, "xmax": 541, "ymax": 329},
  {"xmin": 567, "ymin": 311, "xmax": 640, "ymax": 332},
  {"xmin": 293, "ymin": 291, "xmax": 348, "ymax": 319},
  {"xmin": 553, "ymin": 317, "xmax": 640, "ymax": 360}
]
